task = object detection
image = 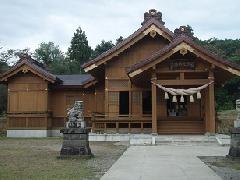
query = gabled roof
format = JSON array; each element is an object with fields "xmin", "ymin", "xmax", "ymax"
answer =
[
  {"xmin": 82, "ymin": 18, "xmax": 174, "ymax": 72},
  {"xmin": 0, "ymin": 55, "xmax": 59, "ymax": 83},
  {"xmin": 0, "ymin": 55, "xmax": 97, "ymax": 88},
  {"xmin": 127, "ymin": 34, "xmax": 240, "ymax": 77}
]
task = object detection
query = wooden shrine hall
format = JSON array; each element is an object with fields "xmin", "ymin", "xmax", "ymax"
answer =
[{"xmin": 1, "ymin": 9, "xmax": 240, "ymax": 137}]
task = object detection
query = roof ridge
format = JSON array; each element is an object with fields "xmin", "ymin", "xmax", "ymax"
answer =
[
  {"xmin": 82, "ymin": 18, "xmax": 174, "ymax": 69},
  {"xmin": 0, "ymin": 56, "xmax": 58, "ymax": 83},
  {"xmin": 127, "ymin": 34, "xmax": 240, "ymax": 74}
]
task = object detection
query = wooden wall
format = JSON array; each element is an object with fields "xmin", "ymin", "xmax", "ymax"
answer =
[
  {"xmin": 49, "ymin": 83, "xmax": 104, "ymax": 129},
  {"xmin": 106, "ymin": 35, "xmax": 169, "ymax": 79},
  {"xmin": 105, "ymin": 35, "xmax": 169, "ymax": 116},
  {"xmin": 8, "ymin": 73, "xmax": 48, "ymax": 113},
  {"xmin": 7, "ymin": 72, "xmax": 50, "ymax": 129}
]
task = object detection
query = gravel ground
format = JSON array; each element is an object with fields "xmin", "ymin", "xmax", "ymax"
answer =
[
  {"xmin": 199, "ymin": 156, "xmax": 240, "ymax": 180},
  {"xmin": 87, "ymin": 141, "xmax": 129, "ymax": 178}
]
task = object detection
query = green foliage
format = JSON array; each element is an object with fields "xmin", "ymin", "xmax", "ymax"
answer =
[
  {"xmin": 192, "ymin": 29, "xmax": 240, "ymax": 110},
  {"xmin": 92, "ymin": 40, "xmax": 114, "ymax": 59},
  {"xmin": 34, "ymin": 42, "xmax": 69, "ymax": 75},
  {"xmin": 34, "ymin": 42, "xmax": 64, "ymax": 66},
  {"xmin": 0, "ymin": 47, "xmax": 9, "ymax": 115},
  {"xmin": 0, "ymin": 85, "xmax": 7, "ymax": 115},
  {"xmin": 197, "ymin": 38, "xmax": 240, "ymax": 61},
  {"xmin": 67, "ymin": 27, "xmax": 92, "ymax": 73},
  {"xmin": 197, "ymin": 38, "xmax": 240, "ymax": 110}
]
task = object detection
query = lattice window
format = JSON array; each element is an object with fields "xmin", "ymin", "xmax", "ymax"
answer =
[
  {"xmin": 132, "ymin": 91, "xmax": 141, "ymax": 104},
  {"xmin": 108, "ymin": 92, "xmax": 119, "ymax": 105},
  {"xmin": 108, "ymin": 80, "xmax": 128, "ymax": 88}
]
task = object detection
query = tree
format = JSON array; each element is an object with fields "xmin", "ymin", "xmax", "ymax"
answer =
[
  {"xmin": 0, "ymin": 48, "xmax": 31, "ymax": 65},
  {"xmin": 34, "ymin": 42, "xmax": 69, "ymax": 74},
  {"xmin": 34, "ymin": 42, "xmax": 64, "ymax": 67},
  {"xmin": 116, "ymin": 36, "xmax": 124, "ymax": 45},
  {"xmin": 92, "ymin": 40, "xmax": 114, "ymax": 59},
  {"xmin": 0, "ymin": 84, "xmax": 7, "ymax": 115},
  {"xmin": 67, "ymin": 27, "xmax": 92, "ymax": 73},
  {"xmin": 0, "ymin": 45, "xmax": 9, "ymax": 115},
  {"xmin": 197, "ymin": 38, "xmax": 240, "ymax": 110}
]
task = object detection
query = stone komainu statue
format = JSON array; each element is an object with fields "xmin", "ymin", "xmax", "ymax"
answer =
[
  {"xmin": 66, "ymin": 101, "xmax": 85, "ymax": 128},
  {"xmin": 60, "ymin": 100, "xmax": 92, "ymax": 156}
]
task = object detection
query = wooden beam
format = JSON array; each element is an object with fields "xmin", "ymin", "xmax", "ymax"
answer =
[
  {"xmin": 157, "ymin": 79, "xmax": 209, "ymax": 86},
  {"xmin": 156, "ymin": 70, "xmax": 208, "ymax": 74}
]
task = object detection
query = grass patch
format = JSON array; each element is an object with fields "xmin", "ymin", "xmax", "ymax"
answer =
[
  {"xmin": 199, "ymin": 156, "xmax": 240, "ymax": 170},
  {"xmin": 0, "ymin": 137, "xmax": 127, "ymax": 180},
  {"xmin": 217, "ymin": 110, "xmax": 237, "ymax": 134},
  {"xmin": 210, "ymin": 157, "xmax": 240, "ymax": 170}
]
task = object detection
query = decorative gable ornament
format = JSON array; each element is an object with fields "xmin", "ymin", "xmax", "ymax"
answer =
[
  {"xmin": 22, "ymin": 67, "xmax": 29, "ymax": 74},
  {"xmin": 180, "ymin": 48, "xmax": 188, "ymax": 56},
  {"xmin": 141, "ymin": 9, "xmax": 165, "ymax": 25}
]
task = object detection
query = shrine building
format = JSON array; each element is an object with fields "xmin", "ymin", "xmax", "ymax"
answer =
[{"xmin": 1, "ymin": 9, "xmax": 240, "ymax": 137}]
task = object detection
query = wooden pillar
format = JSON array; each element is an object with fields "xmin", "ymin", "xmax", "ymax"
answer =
[
  {"xmin": 151, "ymin": 74, "xmax": 157, "ymax": 134},
  {"xmin": 105, "ymin": 77, "xmax": 109, "ymax": 116},
  {"xmin": 205, "ymin": 70, "xmax": 215, "ymax": 133},
  {"xmin": 128, "ymin": 80, "xmax": 132, "ymax": 115}
]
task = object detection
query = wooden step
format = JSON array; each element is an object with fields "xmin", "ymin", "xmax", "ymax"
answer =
[{"xmin": 157, "ymin": 120, "xmax": 204, "ymax": 134}]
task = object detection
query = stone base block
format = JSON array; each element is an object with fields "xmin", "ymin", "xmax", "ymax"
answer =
[
  {"xmin": 229, "ymin": 146, "xmax": 240, "ymax": 157},
  {"xmin": 60, "ymin": 146, "xmax": 92, "ymax": 156},
  {"xmin": 228, "ymin": 128, "xmax": 240, "ymax": 157},
  {"xmin": 60, "ymin": 128, "xmax": 92, "ymax": 156}
]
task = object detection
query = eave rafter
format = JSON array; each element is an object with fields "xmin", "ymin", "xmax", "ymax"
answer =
[
  {"xmin": 1, "ymin": 63, "xmax": 55, "ymax": 83},
  {"xmin": 128, "ymin": 41, "xmax": 240, "ymax": 78},
  {"xmin": 83, "ymin": 21, "xmax": 173, "ymax": 73}
]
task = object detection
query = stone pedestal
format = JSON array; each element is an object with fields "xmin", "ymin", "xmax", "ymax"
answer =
[
  {"xmin": 60, "ymin": 128, "xmax": 92, "ymax": 156},
  {"xmin": 229, "ymin": 127, "xmax": 240, "ymax": 158}
]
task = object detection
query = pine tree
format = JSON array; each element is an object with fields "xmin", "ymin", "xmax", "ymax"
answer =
[{"xmin": 67, "ymin": 27, "xmax": 92, "ymax": 73}]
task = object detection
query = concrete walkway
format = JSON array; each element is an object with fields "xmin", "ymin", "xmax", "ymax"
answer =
[{"xmin": 101, "ymin": 144, "xmax": 229, "ymax": 180}]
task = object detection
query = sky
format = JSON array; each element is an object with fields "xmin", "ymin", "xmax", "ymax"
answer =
[{"xmin": 0, "ymin": 0, "xmax": 240, "ymax": 53}]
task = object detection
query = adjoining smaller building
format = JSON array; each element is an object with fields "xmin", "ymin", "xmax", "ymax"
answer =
[{"xmin": 1, "ymin": 9, "xmax": 240, "ymax": 137}]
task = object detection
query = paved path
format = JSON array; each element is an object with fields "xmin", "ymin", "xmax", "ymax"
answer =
[{"xmin": 101, "ymin": 144, "xmax": 228, "ymax": 180}]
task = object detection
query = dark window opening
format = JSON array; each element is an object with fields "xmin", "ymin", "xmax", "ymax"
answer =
[
  {"xmin": 143, "ymin": 123, "xmax": 152, "ymax": 128},
  {"xmin": 130, "ymin": 123, "xmax": 141, "ymax": 128},
  {"xmin": 119, "ymin": 91, "xmax": 129, "ymax": 115},
  {"xmin": 119, "ymin": 123, "xmax": 129, "ymax": 128},
  {"xmin": 167, "ymin": 95, "xmax": 188, "ymax": 117},
  {"xmin": 106, "ymin": 123, "xmax": 116, "ymax": 128},
  {"xmin": 142, "ymin": 91, "xmax": 152, "ymax": 114}
]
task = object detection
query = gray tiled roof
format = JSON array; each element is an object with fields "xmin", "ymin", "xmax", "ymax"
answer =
[{"xmin": 57, "ymin": 74, "xmax": 94, "ymax": 86}]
